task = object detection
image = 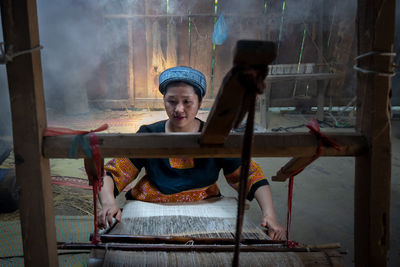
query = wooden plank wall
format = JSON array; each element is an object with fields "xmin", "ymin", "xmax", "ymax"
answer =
[
  {"xmin": 188, "ymin": 1, "xmax": 214, "ymax": 99},
  {"xmin": 213, "ymin": 0, "xmax": 264, "ymax": 99},
  {"xmin": 92, "ymin": 0, "xmax": 357, "ymax": 108}
]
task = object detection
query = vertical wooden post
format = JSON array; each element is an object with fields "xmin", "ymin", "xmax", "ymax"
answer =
[
  {"xmin": 316, "ymin": 87, "xmax": 326, "ymax": 121},
  {"xmin": 316, "ymin": 1, "xmax": 327, "ymax": 121},
  {"xmin": 144, "ymin": 0, "xmax": 153, "ymax": 98},
  {"xmin": 127, "ymin": 19, "xmax": 135, "ymax": 106},
  {"xmin": 355, "ymin": 0, "xmax": 395, "ymax": 266},
  {"xmin": 259, "ymin": 82, "xmax": 271, "ymax": 129},
  {"xmin": 0, "ymin": 1, "xmax": 58, "ymax": 266}
]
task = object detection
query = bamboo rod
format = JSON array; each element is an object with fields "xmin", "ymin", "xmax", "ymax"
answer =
[
  {"xmin": 57, "ymin": 242, "xmax": 320, "ymax": 253},
  {"xmin": 43, "ymin": 133, "xmax": 367, "ymax": 159},
  {"xmin": 99, "ymin": 234, "xmax": 285, "ymax": 245}
]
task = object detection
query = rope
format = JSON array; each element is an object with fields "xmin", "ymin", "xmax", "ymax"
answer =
[
  {"xmin": 355, "ymin": 51, "xmax": 396, "ymax": 61},
  {"xmin": 354, "ymin": 51, "xmax": 397, "ymax": 77},
  {"xmin": 285, "ymin": 119, "xmax": 341, "ymax": 244},
  {"xmin": 353, "ymin": 65, "xmax": 396, "ymax": 77},
  {"xmin": 0, "ymin": 42, "xmax": 43, "ymax": 64}
]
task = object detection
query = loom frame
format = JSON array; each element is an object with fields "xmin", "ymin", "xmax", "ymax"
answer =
[{"xmin": 0, "ymin": 0, "xmax": 394, "ymax": 266}]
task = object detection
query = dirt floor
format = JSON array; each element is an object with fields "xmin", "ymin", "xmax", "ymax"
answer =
[{"xmin": 0, "ymin": 109, "xmax": 399, "ymax": 266}]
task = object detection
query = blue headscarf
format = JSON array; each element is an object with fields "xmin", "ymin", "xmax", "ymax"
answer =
[{"xmin": 159, "ymin": 66, "xmax": 207, "ymax": 98}]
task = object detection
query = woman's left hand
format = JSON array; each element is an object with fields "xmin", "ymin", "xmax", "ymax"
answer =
[{"xmin": 261, "ymin": 215, "xmax": 286, "ymax": 240}]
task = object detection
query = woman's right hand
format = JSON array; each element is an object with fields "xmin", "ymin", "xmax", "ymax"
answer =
[
  {"xmin": 98, "ymin": 174, "xmax": 122, "ymax": 229},
  {"xmin": 98, "ymin": 201, "xmax": 122, "ymax": 229}
]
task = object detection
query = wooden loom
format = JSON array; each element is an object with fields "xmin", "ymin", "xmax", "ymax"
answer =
[
  {"xmin": 0, "ymin": 0, "xmax": 394, "ymax": 266},
  {"xmin": 75, "ymin": 41, "xmax": 344, "ymax": 266}
]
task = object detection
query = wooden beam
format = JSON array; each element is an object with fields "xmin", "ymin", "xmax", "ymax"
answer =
[
  {"xmin": 355, "ymin": 0, "xmax": 395, "ymax": 266},
  {"xmin": 0, "ymin": 1, "xmax": 58, "ymax": 266},
  {"xmin": 43, "ymin": 132, "xmax": 367, "ymax": 159},
  {"xmin": 89, "ymin": 95, "xmax": 354, "ymax": 109},
  {"xmin": 89, "ymin": 98, "xmax": 216, "ymax": 109},
  {"xmin": 271, "ymin": 157, "xmax": 314, "ymax": 182},
  {"xmin": 199, "ymin": 70, "xmax": 247, "ymax": 144},
  {"xmin": 200, "ymin": 41, "xmax": 276, "ymax": 144}
]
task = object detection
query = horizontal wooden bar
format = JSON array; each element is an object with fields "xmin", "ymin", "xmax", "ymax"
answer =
[
  {"xmin": 89, "ymin": 99, "xmax": 215, "ymax": 109},
  {"xmin": 89, "ymin": 96, "xmax": 355, "ymax": 110},
  {"xmin": 43, "ymin": 132, "xmax": 367, "ymax": 158},
  {"xmin": 57, "ymin": 242, "xmax": 319, "ymax": 253},
  {"xmin": 99, "ymin": 234, "xmax": 285, "ymax": 245},
  {"xmin": 103, "ymin": 13, "xmax": 281, "ymax": 19},
  {"xmin": 266, "ymin": 72, "xmax": 343, "ymax": 82},
  {"xmin": 270, "ymin": 97, "xmax": 354, "ymax": 107}
]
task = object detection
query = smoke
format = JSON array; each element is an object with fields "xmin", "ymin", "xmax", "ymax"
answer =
[
  {"xmin": 1, "ymin": 0, "xmax": 360, "ymax": 119},
  {"xmin": 38, "ymin": 0, "xmax": 109, "ymax": 114}
]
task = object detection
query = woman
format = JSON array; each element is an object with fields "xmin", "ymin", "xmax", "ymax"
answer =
[{"xmin": 99, "ymin": 66, "xmax": 285, "ymax": 240}]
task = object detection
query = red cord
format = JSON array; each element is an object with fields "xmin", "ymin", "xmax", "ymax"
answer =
[
  {"xmin": 44, "ymin": 124, "xmax": 108, "ymax": 136},
  {"xmin": 88, "ymin": 133, "xmax": 102, "ymax": 244},
  {"xmin": 44, "ymin": 125, "xmax": 108, "ymax": 244},
  {"xmin": 285, "ymin": 119, "xmax": 341, "ymax": 245},
  {"xmin": 286, "ymin": 175, "xmax": 294, "ymax": 242}
]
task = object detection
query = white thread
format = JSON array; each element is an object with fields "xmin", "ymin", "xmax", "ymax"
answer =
[
  {"xmin": 353, "ymin": 65, "xmax": 396, "ymax": 77},
  {"xmin": 185, "ymin": 240, "xmax": 195, "ymax": 246},
  {"xmin": 355, "ymin": 51, "xmax": 396, "ymax": 61},
  {"xmin": 0, "ymin": 42, "xmax": 43, "ymax": 64},
  {"xmin": 354, "ymin": 51, "xmax": 398, "ymax": 77}
]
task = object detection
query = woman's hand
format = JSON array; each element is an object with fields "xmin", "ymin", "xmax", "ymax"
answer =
[
  {"xmin": 98, "ymin": 201, "xmax": 122, "ymax": 229},
  {"xmin": 261, "ymin": 215, "xmax": 286, "ymax": 240},
  {"xmin": 98, "ymin": 174, "xmax": 122, "ymax": 229},
  {"xmin": 254, "ymin": 185, "xmax": 286, "ymax": 240}
]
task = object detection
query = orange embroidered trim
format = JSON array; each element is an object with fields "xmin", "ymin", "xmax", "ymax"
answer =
[
  {"xmin": 104, "ymin": 158, "xmax": 139, "ymax": 193},
  {"xmin": 225, "ymin": 161, "xmax": 266, "ymax": 194},
  {"xmin": 130, "ymin": 176, "xmax": 220, "ymax": 203},
  {"xmin": 169, "ymin": 158, "xmax": 195, "ymax": 169}
]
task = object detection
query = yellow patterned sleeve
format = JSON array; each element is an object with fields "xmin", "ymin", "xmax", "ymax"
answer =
[
  {"xmin": 224, "ymin": 160, "xmax": 268, "ymax": 200},
  {"xmin": 104, "ymin": 158, "xmax": 140, "ymax": 193}
]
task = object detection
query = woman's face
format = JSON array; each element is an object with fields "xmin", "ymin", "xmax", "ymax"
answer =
[{"xmin": 164, "ymin": 82, "xmax": 201, "ymax": 131}]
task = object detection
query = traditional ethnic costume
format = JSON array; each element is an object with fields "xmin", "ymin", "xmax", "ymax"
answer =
[
  {"xmin": 105, "ymin": 119, "xmax": 268, "ymax": 203},
  {"xmin": 105, "ymin": 66, "xmax": 269, "ymax": 203}
]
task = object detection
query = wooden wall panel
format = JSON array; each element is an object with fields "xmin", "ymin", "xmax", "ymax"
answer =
[
  {"xmin": 189, "ymin": 1, "xmax": 214, "ymax": 99},
  {"xmin": 176, "ymin": 17, "xmax": 189, "ymax": 66},
  {"xmin": 145, "ymin": 0, "xmax": 165, "ymax": 99},
  {"xmin": 273, "ymin": 0, "xmax": 312, "ymax": 101},
  {"xmin": 213, "ymin": 0, "xmax": 265, "ymax": 98},
  {"xmin": 131, "ymin": 2, "xmax": 148, "ymax": 98},
  {"xmin": 297, "ymin": 0, "xmax": 321, "ymax": 98},
  {"xmin": 325, "ymin": 0, "xmax": 356, "ymax": 97},
  {"xmin": 173, "ymin": 0, "xmax": 190, "ymax": 66},
  {"xmin": 94, "ymin": 0, "xmax": 357, "ymax": 108}
]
